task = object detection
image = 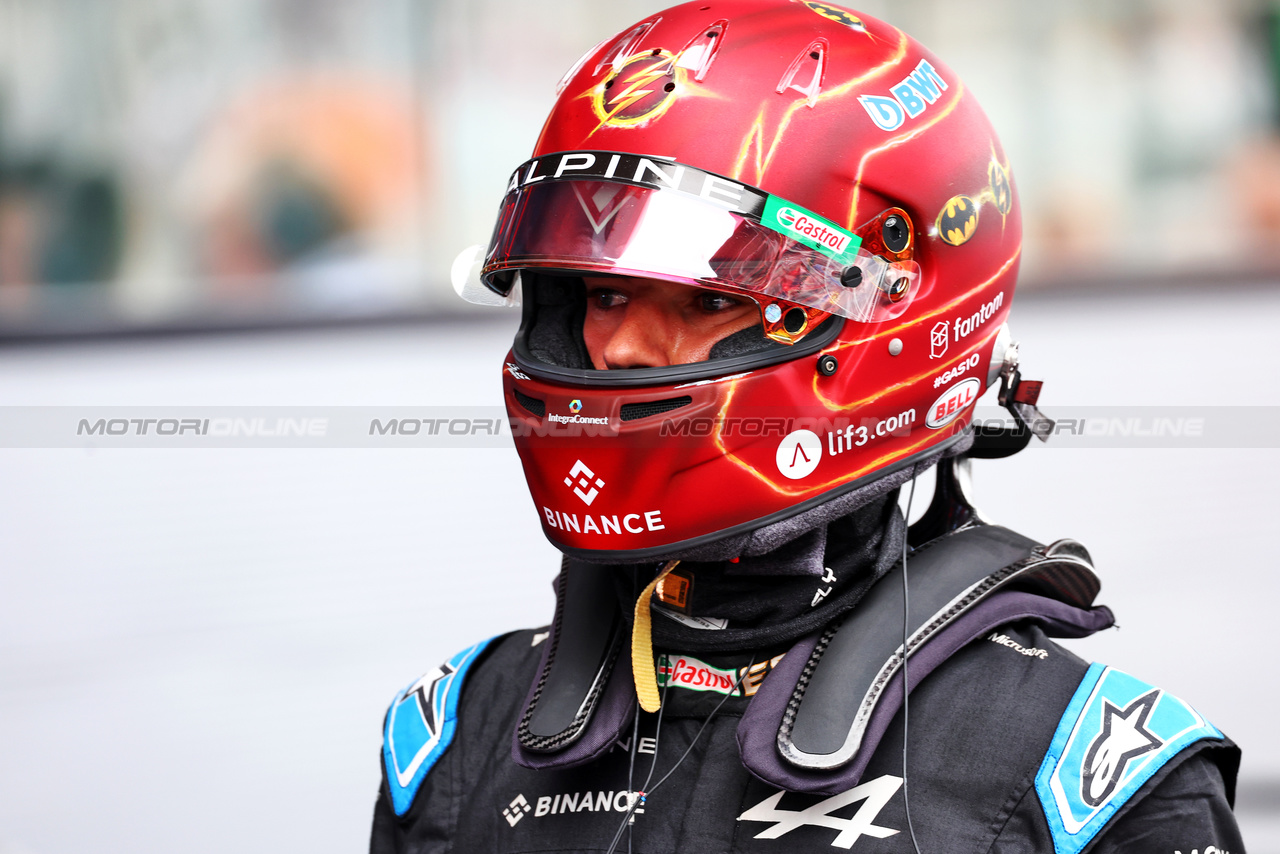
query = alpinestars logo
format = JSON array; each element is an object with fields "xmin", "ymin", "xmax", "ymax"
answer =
[
  {"xmin": 1081, "ymin": 689, "xmax": 1163, "ymax": 807},
  {"xmin": 738, "ymin": 775, "xmax": 902, "ymax": 849},
  {"xmin": 502, "ymin": 794, "xmax": 532, "ymax": 827},
  {"xmin": 564, "ymin": 460, "xmax": 606, "ymax": 506},
  {"xmin": 403, "ymin": 662, "xmax": 455, "ymax": 743}
]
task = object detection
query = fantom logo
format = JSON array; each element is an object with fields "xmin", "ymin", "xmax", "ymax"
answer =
[{"xmin": 592, "ymin": 52, "xmax": 683, "ymax": 127}]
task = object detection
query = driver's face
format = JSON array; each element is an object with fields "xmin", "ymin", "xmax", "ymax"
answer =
[{"xmin": 581, "ymin": 276, "xmax": 760, "ymax": 369}]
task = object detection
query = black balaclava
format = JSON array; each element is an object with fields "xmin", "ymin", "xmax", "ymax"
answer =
[
  {"xmin": 598, "ymin": 432, "xmax": 973, "ymax": 655},
  {"xmin": 617, "ymin": 489, "xmax": 904, "ymax": 654}
]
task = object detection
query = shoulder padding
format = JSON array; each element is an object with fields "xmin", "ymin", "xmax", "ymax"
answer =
[
  {"xmin": 1035, "ymin": 663, "xmax": 1227, "ymax": 854},
  {"xmin": 382, "ymin": 638, "xmax": 494, "ymax": 816},
  {"xmin": 738, "ymin": 523, "xmax": 1116, "ymax": 795}
]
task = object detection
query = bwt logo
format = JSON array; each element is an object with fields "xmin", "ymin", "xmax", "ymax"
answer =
[
  {"xmin": 564, "ymin": 460, "xmax": 606, "ymax": 506},
  {"xmin": 858, "ymin": 58, "xmax": 949, "ymax": 132}
]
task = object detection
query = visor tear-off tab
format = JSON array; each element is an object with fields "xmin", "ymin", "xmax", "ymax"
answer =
[
  {"xmin": 737, "ymin": 524, "xmax": 1116, "ymax": 795},
  {"xmin": 512, "ymin": 559, "xmax": 635, "ymax": 769}
]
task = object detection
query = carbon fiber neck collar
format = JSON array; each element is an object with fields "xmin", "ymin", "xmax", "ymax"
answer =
[{"xmin": 512, "ymin": 524, "xmax": 1115, "ymax": 790}]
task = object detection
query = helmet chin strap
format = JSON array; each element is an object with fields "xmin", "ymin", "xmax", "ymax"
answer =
[{"xmin": 631, "ymin": 559, "xmax": 681, "ymax": 712}]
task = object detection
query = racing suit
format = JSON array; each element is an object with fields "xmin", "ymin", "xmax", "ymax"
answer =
[{"xmin": 371, "ymin": 519, "xmax": 1243, "ymax": 854}]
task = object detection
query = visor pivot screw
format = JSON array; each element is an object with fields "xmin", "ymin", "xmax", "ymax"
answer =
[
  {"xmin": 883, "ymin": 215, "xmax": 910, "ymax": 252},
  {"xmin": 888, "ymin": 338, "xmax": 904, "ymax": 356},
  {"xmin": 839, "ymin": 266, "xmax": 863, "ymax": 288},
  {"xmin": 764, "ymin": 303, "xmax": 783, "ymax": 323},
  {"xmin": 817, "ymin": 354, "xmax": 839, "ymax": 376}
]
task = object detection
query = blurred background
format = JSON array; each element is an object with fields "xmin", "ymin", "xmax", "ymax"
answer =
[
  {"xmin": 1, "ymin": 0, "xmax": 1278, "ymax": 852},
  {"xmin": 1, "ymin": 0, "xmax": 1280, "ymax": 334}
]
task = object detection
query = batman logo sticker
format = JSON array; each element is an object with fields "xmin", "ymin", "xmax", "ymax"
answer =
[
  {"xmin": 988, "ymin": 160, "xmax": 1012, "ymax": 215},
  {"xmin": 936, "ymin": 195, "xmax": 979, "ymax": 246},
  {"xmin": 797, "ymin": 1, "xmax": 867, "ymax": 32},
  {"xmin": 592, "ymin": 52, "xmax": 682, "ymax": 128}
]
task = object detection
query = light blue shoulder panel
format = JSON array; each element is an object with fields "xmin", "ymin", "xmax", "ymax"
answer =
[
  {"xmin": 382, "ymin": 638, "xmax": 493, "ymax": 816},
  {"xmin": 1035, "ymin": 663, "xmax": 1223, "ymax": 854}
]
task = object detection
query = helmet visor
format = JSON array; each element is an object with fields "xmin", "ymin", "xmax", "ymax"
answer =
[{"xmin": 453, "ymin": 153, "xmax": 919, "ymax": 325}]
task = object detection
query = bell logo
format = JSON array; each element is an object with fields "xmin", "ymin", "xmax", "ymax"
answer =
[
  {"xmin": 926, "ymin": 378, "xmax": 980, "ymax": 429},
  {"xmin": 564, "ymin": 460, "xmax": 606, "ymax": 505},
  {"xmin": 776, "ymin": 430, "xmax": 822, "ymax": 479}
]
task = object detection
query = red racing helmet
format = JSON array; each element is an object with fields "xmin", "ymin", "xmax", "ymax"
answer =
[{"xmin": 454, "ymin": 0, "xmax": 1021, "ymax": 562}]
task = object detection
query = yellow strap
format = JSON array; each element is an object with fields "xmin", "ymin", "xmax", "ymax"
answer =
[{"xmin": 632, "ymin": 559, "xmax": 680, "ymax": 713}]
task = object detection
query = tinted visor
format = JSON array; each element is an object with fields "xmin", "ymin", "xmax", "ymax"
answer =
[{"xmin": 453, "ymin": 157, "xmax": 919, "ymax": 325}]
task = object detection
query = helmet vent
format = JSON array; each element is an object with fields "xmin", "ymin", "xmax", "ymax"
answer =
[
  {"xmin": 675, "ymin": 20, "xmax": 728, "ymax": 82},
  {"xmin": 620, "ymin": 395, "xmax": 693, "ymax": 422},
  {"xmin": 594, "ymin": 20, "xmax": 659, "ymax": 76},
  {"xmin": 777, "ymin": 40, "xmax": 827, "ymax": 107},
  {"xmin": 514, "ymin": 389, "xmax": 546, "ymax": 418}
]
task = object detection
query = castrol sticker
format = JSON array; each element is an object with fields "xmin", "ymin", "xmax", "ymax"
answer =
[
  {"xmin": 774, "ymin": 207, "xmax": 853, "ymax": 255},
  {"xmin": 657, "ymin": 654, "xmax": 738, "ymax": 695},
  {"xmin": 926, "ymin": 378, "xmax": 980, "ymax": 429},
  {"xmin": 762, "ymin": 196, "xmax": 862, "ymax": 264}
]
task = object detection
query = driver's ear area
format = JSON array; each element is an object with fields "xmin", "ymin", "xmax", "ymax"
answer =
[{"xmin": 523, "ymin": 272, "xmax": 590, "ymax": 370}]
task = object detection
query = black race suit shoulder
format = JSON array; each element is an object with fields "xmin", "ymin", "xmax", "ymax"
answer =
[{"xmin": 371, "ymin": 622, "xmax": 1243, "ymax": 854}]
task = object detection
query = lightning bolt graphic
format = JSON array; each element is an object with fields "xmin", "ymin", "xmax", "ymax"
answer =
[
  {"xmin": 826, "ymin": 246, "xmax": 1020, "ymax": 357},
  {"xmin": 846, "ymin": 79, "xmax": 967, "ymax": 225},
  {"xmin": 730, "ymin": 30, "xmax": 909, "ymax": 208},
  {"xmin": 810, "ymin": 325, "xmax": 1003, "ymax": 411},
  {"xmin": 593, "ymin": 60, "xmax": 672, "ymax": 132}
]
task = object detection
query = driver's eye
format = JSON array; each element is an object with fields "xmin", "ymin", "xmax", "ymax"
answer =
[
  {"xmin": 590, "ymin": 288, "xmax": 628, "ymax": 309},
  {"xmin": 699, "ymin": 292, "xmax": 740, "ymax": 312}
]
